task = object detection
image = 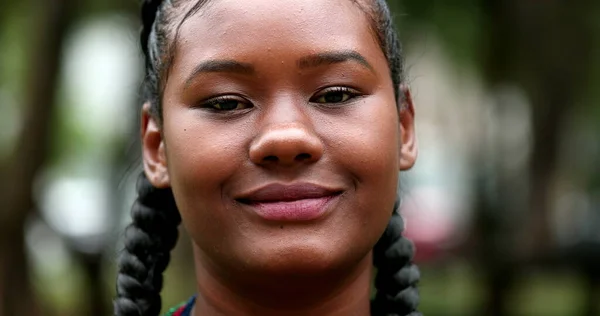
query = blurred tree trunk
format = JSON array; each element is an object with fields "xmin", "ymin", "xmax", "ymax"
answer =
[
  {"xmin": 477, "ymin": 1, "xmax": 594, "ymax": 315},
  {"xmin": 0, "ymin": 0, "xmax": 73, "ymax": 315},
  {"xmin": 475, "ymin": 2, "xmax": 526, "ymax": 315},
  {"xmin": 510, "ymin": 1, "xmax": 593, "ymax": 254},
  {"xmin": 73, "ymin": 251, "xmax": 108, "ymax": 316}
]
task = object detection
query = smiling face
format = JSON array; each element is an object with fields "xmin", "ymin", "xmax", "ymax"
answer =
[{"xmin": 142, "ymin": 0, "xmax": 416, "ymax": 281}]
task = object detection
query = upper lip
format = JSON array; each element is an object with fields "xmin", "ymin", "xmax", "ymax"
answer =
[{"xmin": 236, "ymin": 183, "xmax": 343, "ymax": 203}]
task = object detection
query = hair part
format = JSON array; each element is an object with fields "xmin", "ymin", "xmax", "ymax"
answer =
[{"xmin": 114, "ymin": 1, "xmax": 420, "ymax": 315}]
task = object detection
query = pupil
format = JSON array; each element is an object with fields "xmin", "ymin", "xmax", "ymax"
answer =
[
  {"xmin": 219, "ymin": 100, "xmax": 238, "ymax": 110},
  {"xmin": 325, "ymin": 92, "xmax": 344, "ymax": 103}
]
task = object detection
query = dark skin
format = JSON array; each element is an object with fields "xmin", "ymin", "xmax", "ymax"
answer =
[{"xmin": 142, "ymin": 0, "xmax": 417, "ymax": 315}]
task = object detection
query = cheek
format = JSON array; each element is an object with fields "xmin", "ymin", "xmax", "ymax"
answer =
[
  {"xmin": 161, "ymin": 107, "xmax": 249, "ymax": 232},
  {"xmin": 321, "ymin": 96, "xmax": 401, "ymax": 238},
  {"xmin": 323, "ymin": 96, "xmax": 400, "ymax": 186}
]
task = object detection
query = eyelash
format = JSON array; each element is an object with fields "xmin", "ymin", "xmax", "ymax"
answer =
[
  {"xmin": 310, "ymin": 86, "xmax": 361, "ymax": 105},
  {"xmin": 198, "ymin": 86, "xmax": 361, "ymax": 112},
  {"xmin": 200, "ymin": 95, "xmax": 251, "ymax": 112}
]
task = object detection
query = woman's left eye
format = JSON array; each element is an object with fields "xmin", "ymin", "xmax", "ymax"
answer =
[
  {"xmin": 200, "ymin": 96, "xmax": 252, "ymax": 111},
  {"xmin": 310, "ymin": 87, "xmax": 360, "ymax": 104}
]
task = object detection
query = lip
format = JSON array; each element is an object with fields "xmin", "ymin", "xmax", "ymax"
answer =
[{"xmin": 236, "ymin": 183, "xmax": 343, "ymax": 221}]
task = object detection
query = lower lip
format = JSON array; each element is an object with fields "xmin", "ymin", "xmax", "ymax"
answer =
[{"xmin": 244, "ymin": 195, "xmax": 338, "ymax": 221}]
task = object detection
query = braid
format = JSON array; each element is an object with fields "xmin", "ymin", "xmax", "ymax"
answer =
[
  {"xmin": 114, "ymin": 3, "xmax": 181, "ymax": 315},
  {"xmin": 114, "ymin": 173, "xmax": 181, "ymax": 316},
  {"xmin": 371, "ymin": 200, "xmax": 422, "ymax": 316}
]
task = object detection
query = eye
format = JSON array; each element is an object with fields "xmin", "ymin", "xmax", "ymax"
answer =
[
  {"xmin": 201, "ymin": 96, "xmax": 251, "ymax": 111},
  {"xmin": 311, "ymin": 87, "xmax": 360, "ymax": 104}
]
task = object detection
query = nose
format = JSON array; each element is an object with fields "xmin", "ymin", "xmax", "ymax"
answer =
[{"xmin": 249, "ymin": 123, "xmax": 324, "ymax": 167}]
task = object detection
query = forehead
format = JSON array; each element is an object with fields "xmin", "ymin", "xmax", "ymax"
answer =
[{"xmin": 172, "ymin": 0, "xmax": 385, "ymax": 71}]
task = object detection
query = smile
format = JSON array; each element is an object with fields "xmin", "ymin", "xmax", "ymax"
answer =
[{"xmin": 236, "ymin": 183, "xmax": 344, "ymax": 221}]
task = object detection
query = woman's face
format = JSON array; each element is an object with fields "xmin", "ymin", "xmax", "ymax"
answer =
[{"xmin": 143, "ymin": 0, "xmax": 416, "ymax": 276}]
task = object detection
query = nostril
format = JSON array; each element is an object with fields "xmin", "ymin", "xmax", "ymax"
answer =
[
  {"xmin": 295, "ymin": 153, "xmax": 312, "ymax": 161},
  {"xmin": 263, "ymin": 155, "xmax": 278, "ymax": 162}
]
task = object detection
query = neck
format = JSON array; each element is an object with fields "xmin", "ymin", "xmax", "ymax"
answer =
[{"xmin": 191, "ymin": 247, "xmax": 373, "ymax": 316}]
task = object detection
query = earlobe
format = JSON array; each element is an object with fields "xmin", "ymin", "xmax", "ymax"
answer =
[
  {"xmin": 141, "ymin": 102, "xmax": 170, "ymax": 188},
  {"xmin": 398, "ymin": 85, "xmax": 418, "ymax": 171}
]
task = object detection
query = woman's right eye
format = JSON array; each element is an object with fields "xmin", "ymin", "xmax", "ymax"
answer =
[{"xmin": 201, "ymin": 96, "xmax": 252, "ymax": 111}]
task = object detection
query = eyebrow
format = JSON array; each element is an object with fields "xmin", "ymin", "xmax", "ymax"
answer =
[
  {"xmin": 185, "ymin": 50, "xmax": 374, "ymax": 87},
  {"xmin": 296, "ymin": 50, "xmax": 375, "ymax": 73},
  {"xmin": 185, "ymin": 60, "xmax": 255, "ymax": 86}
]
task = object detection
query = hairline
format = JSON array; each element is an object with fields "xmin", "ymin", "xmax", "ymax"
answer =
[{"xmin": 151, "ymin": 0, "xmax": 400, "ymax": 118}]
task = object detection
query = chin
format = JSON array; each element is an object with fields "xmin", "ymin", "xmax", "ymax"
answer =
[{"xmin": 237, "ymin": 233, "xmax": 369, "ymax": 277}]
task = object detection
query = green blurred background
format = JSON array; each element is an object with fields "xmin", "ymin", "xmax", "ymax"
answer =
[{"xmin": 1, "ymin": 1, "xmax": 599, "ymax": 315}]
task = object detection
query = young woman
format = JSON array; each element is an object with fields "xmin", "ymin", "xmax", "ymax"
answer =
[{"xmin": 114, "ymin": 0, "xmax": 421, "ymax": 315}]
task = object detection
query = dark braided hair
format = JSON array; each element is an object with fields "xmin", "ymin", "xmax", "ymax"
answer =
[
  {"xmin": 372, "ymin": 200, "xmax": 421, "ymax": 316},
  {"xmin": 114, "ymin": 0, "xmax": 421, "ymax": 315},
  {"xmin": 114, "ymin": 173, "xmax": 181, "ymax": 316}
]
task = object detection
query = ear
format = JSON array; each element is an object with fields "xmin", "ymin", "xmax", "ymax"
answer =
[
  {"xmin": 398, "ymin": 84, "xmax": 418, "ymax": 171},
  {"xmin": 141, "ymin": 102, "xmax": 170, "ymax": 188}
]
